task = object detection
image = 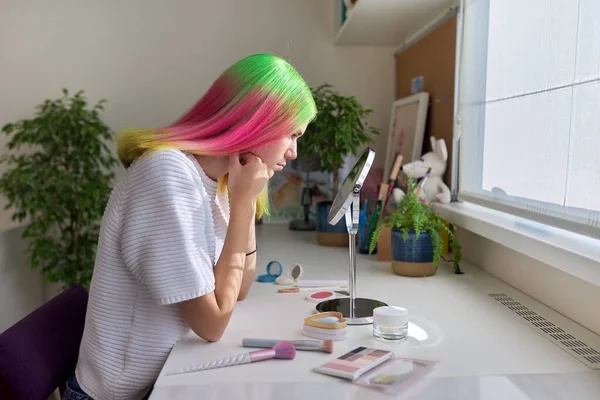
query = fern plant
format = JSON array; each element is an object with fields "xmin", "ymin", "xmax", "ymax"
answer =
[
  {"xmin": 369, "ymin": 178, "xmax": 463, "ymax": 274},
  {"xmin": 0, "ymin": 89, "xmax": 118, "ymax": 288}
]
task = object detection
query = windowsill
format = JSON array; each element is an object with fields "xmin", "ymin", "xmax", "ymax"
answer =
[{"xmin": 433, "ymin": 202, "xmax": 600, "ymax": 287}]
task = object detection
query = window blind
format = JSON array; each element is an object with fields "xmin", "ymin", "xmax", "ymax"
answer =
[{"xmin": 456, "ymin": 0, "xmax": 600, "ymax": 239}]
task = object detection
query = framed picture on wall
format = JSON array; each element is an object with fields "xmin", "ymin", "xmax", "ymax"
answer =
[{"xmin": 383, "ymin": 92, "xmax": 430, "ymax": 182}]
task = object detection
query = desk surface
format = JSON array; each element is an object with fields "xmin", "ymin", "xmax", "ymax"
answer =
[{"xmin": 150, "ymin": 224, "xmax": 600, "ymax": 399}]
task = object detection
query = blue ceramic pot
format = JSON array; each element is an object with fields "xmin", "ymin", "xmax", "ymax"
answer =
[
  {"xmin": 391, "ymin": 229, "xmax": 434, "ymax": 263},
  {"xmin": 315, "ymin": 201, "xmax": 347, "ymax": 234}
]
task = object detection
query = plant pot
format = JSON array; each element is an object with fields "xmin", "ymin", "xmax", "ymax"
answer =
[
  {"xmin": 391, "ymin": 229, "xmax": 436, "ymax": 277},
  {"xmin": 315, "ymin": 201, "xmax": 348, "ymax": 246}
]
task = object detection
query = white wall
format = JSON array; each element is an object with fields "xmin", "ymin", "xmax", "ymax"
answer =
[
  {"xmin": 0, "ymin": 0, "xmax": 395, "ymax": 231},
  {"xmin": 0, "ymin": 0, "xmax": 395, "ymax": 330},
  {"xmin": 457, "ymin": 229, "xmax": 600, "ymax": 336},
  {"xmin": 0, "ymin": 227, "xmax": 44, "ymax": 332}
]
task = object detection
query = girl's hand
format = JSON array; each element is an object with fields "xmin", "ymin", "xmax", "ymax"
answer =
[{"xmin": 228, "ymin": 153, "xmax": 269, "ymax": 205}]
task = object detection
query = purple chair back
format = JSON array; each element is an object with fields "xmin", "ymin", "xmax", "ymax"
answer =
[{"xmin": 0, "ymin": 285, "xmax": 88, "ymax": 400}]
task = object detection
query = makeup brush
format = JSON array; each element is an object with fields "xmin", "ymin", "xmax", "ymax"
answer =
[
  {"xmin": 166, "ymin": 340, "xmax": 296, "ymax": 376},
  {"xmin": 385, "ymin": 154, "xmax": 404, "ymax": 206},
  {"xmin": 416, "ymin": 167, "xmax": 432, "ymax": 204},
  {"xmin": 418, "ymin": 167, "xmax": 432, "ymax": 190},
  {"xmin": 242, "ymin": 338, "xmax": 334, "ymax": 354},
  {"xmin": 380, "ymin": 154, "xmax": 403, "ymax": 214},
  {"xmin": 278, "ymin": 286, "xmax": 346, "ymax": 293}
]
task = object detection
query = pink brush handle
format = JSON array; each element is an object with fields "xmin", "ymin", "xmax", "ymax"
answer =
[{"xmin": 250, "ymin": 348, "xmax": 275, "ymax": 362}]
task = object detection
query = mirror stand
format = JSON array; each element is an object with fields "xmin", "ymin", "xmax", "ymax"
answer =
[{"xmin": 315, "ymin": 182, "xmax": 387, "ymax": 325}]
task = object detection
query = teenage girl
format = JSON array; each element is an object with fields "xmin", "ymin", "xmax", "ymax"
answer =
[{"xmin": 62, "ymin": 53, "xmax": 317, "ymax": 400}]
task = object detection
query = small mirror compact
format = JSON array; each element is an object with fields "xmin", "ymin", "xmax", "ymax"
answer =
[{"xmin": 275, "ymin": 263, "xmax": 304, "ymax": 285}]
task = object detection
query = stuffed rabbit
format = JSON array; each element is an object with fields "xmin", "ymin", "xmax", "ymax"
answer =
[{"xmin": 392, "ymin": 136, "xmax": 451, "ymax": 204}]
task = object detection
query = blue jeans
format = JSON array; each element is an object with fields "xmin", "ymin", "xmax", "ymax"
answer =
[
  {"xmin": 61, "ymin": 375, "xmax": 153, "ymax": 400},
  {"xmin": 62, "ymin": 375, "xmax": 93, "ymax": 400}
]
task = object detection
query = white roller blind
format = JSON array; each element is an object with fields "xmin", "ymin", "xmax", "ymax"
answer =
[{"xmin": 457, "ymin": 0, "xmax": 600, "ymax": 239}]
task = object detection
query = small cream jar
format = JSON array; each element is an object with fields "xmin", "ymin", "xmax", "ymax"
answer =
[{"xmin": 373, "ymin": 306, "xmax": 408, "ymax": 342}]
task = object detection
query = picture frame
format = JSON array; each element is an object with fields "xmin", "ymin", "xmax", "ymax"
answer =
[{"xmin": 383, "ymin": 92, "xmax": 430, "ymax": 181}]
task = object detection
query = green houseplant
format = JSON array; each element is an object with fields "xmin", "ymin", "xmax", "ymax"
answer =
[
  {"xmin": 298, "ymin": 83, "xmax": 379, "ymax": 245},
  {"xmin": 0, "ymin": 89, "xmax": 119, "ymax": 288},
  {"xmin": 369, "ymin": 178, "xmax": 463, "ymax": 275},
  {"xmin": 299, "ymin": 83, "xmax": 379, "ymax": 198}
]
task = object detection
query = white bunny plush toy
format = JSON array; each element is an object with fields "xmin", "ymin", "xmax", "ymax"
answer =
[{"xmin": 392, "ymin": 136, "xmax": 451, "ymax": 204}]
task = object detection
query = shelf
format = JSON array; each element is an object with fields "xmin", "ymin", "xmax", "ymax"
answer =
[{"xmin": 335, "ymin": 0, "xmax": 459, "ymax": 47}]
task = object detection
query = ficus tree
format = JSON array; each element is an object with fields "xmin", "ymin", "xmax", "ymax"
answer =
[{"xmin": 0, "ymin": 89, "xmax": 118, "ymax": 288}]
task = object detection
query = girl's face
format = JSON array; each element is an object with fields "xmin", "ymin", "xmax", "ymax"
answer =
[{"xmin": 252, "ymin": 121, "xmax": 308, "ymax": 176}]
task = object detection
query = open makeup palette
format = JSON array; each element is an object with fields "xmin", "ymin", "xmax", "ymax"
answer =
[{"xmin": 302, "ymin": 312, "xmax": 347, "ymax": 341}]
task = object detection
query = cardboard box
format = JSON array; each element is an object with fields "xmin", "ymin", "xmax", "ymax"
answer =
[{"xmin": 376, "ymin": 227, "xmax": 392, "ymax": 262}]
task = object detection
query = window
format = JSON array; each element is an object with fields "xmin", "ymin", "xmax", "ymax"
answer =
[{"xmin": 456, "ymin": 0, "xmax": 600, "ymax": 239}]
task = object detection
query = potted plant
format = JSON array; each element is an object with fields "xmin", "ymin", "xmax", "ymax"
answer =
[
  {"xmin": 369, "ymin": 178, "xmax": 462, "ymax": 276},
  {"xmin": 298, "ymin": 83, "xmax": 379, "ymax": 246},
  {"xmin": 0, "ymin": 89, "xmax": 119, "ymax": 289}
]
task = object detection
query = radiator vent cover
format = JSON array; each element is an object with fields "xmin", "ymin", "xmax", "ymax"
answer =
[{"xmin": 489, "ymin": 293, "xmax": 600, "ymax": 369}]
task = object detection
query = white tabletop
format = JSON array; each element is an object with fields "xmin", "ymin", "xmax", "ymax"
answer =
[{"xmin": 150, "ymin": 224, "xmax": 600, "ymax": 399}]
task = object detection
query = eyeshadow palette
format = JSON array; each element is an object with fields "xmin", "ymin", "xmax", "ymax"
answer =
[{"xmin": 312, "ymin": 346, "xmax": 394, "ymax": 380}]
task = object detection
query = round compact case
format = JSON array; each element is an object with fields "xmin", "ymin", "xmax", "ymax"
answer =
[
  {"xmin": 306, "ymin": 290, "xmax": 336, "ymax": 303},
  {"xmin": 275, "ymin": 263, "xmax": 303, "ymax": 285},
  {"xmin": 257, "ymin": 261, "xmax": 283, "ymax": 283}
]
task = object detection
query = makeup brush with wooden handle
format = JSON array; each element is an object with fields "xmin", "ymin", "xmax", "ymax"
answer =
[
  {"xmin": 242, "ymin": 338, "xmax": 333, "ymax": 353},
  {"xmin": 379, "ymin": 154, "xmax": 403, "ymax": 209}
]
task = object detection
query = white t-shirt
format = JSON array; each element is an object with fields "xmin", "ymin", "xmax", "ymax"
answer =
[{"xmin": 75, "ymin": 149, "xmax": 229, "ymax": 400}]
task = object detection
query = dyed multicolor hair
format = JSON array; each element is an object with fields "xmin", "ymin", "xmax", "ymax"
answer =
[{"xmin": 116, "ymin": 53, "xmax": 317, "ymax": 218}]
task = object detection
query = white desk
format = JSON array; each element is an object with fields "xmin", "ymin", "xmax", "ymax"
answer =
[{"xmin": 150, "ymin": 224, "xmax": 600, "ymax": 399}]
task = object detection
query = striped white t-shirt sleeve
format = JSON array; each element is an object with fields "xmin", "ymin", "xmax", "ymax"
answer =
[{"xmin": 120, "ymin": 151, "xmax": 216, "ymax": 305}]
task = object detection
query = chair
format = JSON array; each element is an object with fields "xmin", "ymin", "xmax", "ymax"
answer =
[{"xmin": 0, "ymin": 285, "xmax": 88, "ymax": 400}]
